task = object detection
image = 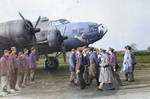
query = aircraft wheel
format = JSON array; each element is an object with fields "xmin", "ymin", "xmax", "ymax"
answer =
[{"xmin": 45, "ymin": 57, "xmax": 59, "ymax": 70}]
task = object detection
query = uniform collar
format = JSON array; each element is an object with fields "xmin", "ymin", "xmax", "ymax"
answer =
[
  {"xmin": 3, "ymin": 55, "xmax": 8, "ymax": 60},
  {"xmin": 18, "ymin": 56, "xmax": 23, "ymax": 60},
  {"xmin": 31, "ymin": 53, "xmax": 35, "ymax": 56}
]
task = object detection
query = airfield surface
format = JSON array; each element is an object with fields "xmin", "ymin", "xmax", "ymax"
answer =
[{"xmin": 0, "ymin": 63, "xmax": 150, "ymax": 99}]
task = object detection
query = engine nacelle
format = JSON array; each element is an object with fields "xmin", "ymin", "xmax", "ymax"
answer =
[
  {"xmin": 47, "ymin": 29, "xmax": 62, "ymax": 52},
  {"xmin": 0, "ymin": 20, "xmax": 32, "ymax": 48}
]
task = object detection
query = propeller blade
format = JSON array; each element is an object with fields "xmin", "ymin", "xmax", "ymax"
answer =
[
  {"xmin": 32, "ymin": 35, "xmax": 39, "ymax": 61},
  {"xmin": 61, "ymin": 43, "xmax": 66, "ymax": 63},
  {"xmin": 18, "ymin": 12, "xmax": 33, "ymax": 29},
  {"xmin": 34, "ymin": 16, "xmax": 41, "ymax": 28},
  {"xmin": 63, "ymin": 26, "xmax": 66, "ymax": 36}
]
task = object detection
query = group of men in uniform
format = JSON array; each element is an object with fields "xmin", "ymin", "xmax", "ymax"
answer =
[
  {"xmin": 0, "ymin": 47, "xmax": 37, "ymax": 96},
  {"xmin": 69, "ymin": 46, "xmax": 136, "ymax": 90}
]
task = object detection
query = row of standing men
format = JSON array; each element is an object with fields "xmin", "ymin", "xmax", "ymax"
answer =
[
  {"xmin": 0, "ymin": 47, "xmax": 37, "ymax": 96},
  {"xmin": 69, "ymin": 46, "xmax": 136, "ymax": 90}
]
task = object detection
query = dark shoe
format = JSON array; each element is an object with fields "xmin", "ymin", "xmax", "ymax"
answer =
[
  {"xmin": 119, "ymin": 83, "xmax": 123, "ymax": 86},
  {"xmin": 74, "ymin": 84, "xmax": 79, "ymax": 86},
  {"xmin": 98, "ymin": 88, "xmax": 103, "ymax": 91},
  {"xmin": 81, "ymin": 87, "xmax": 85, "ymax": 89},
  {"xmin": 108, "ymin": 88, "xmax": 115, "ymax": 90},
  {"xmin": 87, "ymin": 84, "xmax": 90, "ymax": 87},
  {"xmin": 128, "ymin": 80, "xmax": 134, "ymax": 82},
  {"xmin": 125, "ymin": 79, "xmax": 128, "ymax": 81},
  {"xmin": 70, "ymin": 81, "xmax": 74, "ymax": 86}
]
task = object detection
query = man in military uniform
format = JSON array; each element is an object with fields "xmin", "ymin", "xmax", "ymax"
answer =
[
  {"xmin": 29, "ymin": 47, "xmax": 37, "ymax": 83},
  {"xmin": 87, "ymin": 48, "xmax": 99, "ymax": 86},
  {"xmin": 109, "ymin": 47, "xmax": 122, "ymax": 86},
  {"xmin": 16, "ymin": 52, "xmax": 25, "ymax": 89},
  {"xmin": 76, "ymin": 48, "xmax": 86, "ymax": 89},
  {"xmin": 121, "ymin": 45, "xmax": 137, "ymax": 82},
  {"xmin": 22, "ymin": 48, "xmax": 30, "ymax": 87},
  {"xmin": 9, "ymin": 47, "xmax": 18, "ymax": 91},
  {"xmin": 83, "ymin": 48, "xmax": 90, "ymax": 84},
  {"xmin": 69, "ymin": 48, "xmax": 76, "ymax": 85},
  {"xmin": 128, "ymin": 46, "xmax": 137, "ymax": 82},
  {"xmin": 1, "ymin": 50, "xmax": 11, "ymax": 95}
]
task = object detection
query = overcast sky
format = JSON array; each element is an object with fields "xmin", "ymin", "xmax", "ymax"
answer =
[{"xmin": 0, "ymin": 0, "xmax": 150, "ymax": 51}]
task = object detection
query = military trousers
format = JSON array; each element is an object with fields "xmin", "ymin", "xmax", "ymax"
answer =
[
  {"xmin": 16, "ymin": 74, "xmax": 24, "ymax": 88},
  {"xmin": 1, "ymin": 76, "xmax": 10, "ymax": 92},
  {"xmin": 30, "ymin": 68, "xmax": 36, "ymax": 81},
  {"xmin": 108, "ymin": 83, "xmax": 115, "ymax": 89},
  {"xmin": 22, "ymin": 66, "xmax": 30, "ymax": 86},
  {"xmin": 83, "ymin": 66, "xmax": 89, "ymax": 84},
  {"xmin": 88, "ymin": 64, "xmax": 99, "ymax": 85},
  {"xmin": 125, "ymin": 72, "xmax": 134, "ymax": 81},
  {"xmin": 78, "ymin": 71, "xmax": 86, "ymax": 89},
  {"xmin": 70, "ymin": 71, "xmax": 75, "ymax": 83},
  {"xmin": 10, "ymin": 68, "xmax": 18, "ymax": 89}
]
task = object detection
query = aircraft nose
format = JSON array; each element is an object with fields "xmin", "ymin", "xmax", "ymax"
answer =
[{"xmin": 98, "ymin": 24, "xmax": 108, "ymax": 39}]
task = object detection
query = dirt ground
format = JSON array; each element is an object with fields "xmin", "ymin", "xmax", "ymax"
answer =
[{"xmin": 1, "ymin": 63, "xmax": 150, "ymax": 99}]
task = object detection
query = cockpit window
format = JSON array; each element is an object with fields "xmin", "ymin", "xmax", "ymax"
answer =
[
  {"xmin": 59, "ymin": 19, "xmax": 70, "ymax": 24},
  {"xmin": 51, "ymin": 19, "xmax": 70, "ymax": 26},
  {"xmin": 51, "ymin": 21, "xmax": 62, "ymax": 26},
  {"xmin": 89, "ymin": 25, "xmax": 97, "ymax": 32}
]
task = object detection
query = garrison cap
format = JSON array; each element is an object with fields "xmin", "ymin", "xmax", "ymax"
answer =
[
  {"xmin": 100, "ymin": 48, "xmax": 106, "ymax": 52},
  {"xmin": 31, "ymin": 47, "xmax": 35, "ymax": 51},
  {"xmin": 89, "ymin": 47, "xmax": 94, "ymax": 51},
  {"xmin": 126, "ymin": 45, "xmax": 132, "ymax": 50},
  {"xmin": 4, "ymin": 49, "xmax": 10, "ymax": 54},
  {"xmin": 109, "ymin": 47, "xmax": 114, "ymax": 52}
]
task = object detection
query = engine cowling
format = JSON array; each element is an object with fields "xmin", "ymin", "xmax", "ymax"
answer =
[
  {"xmin": 0, "ymin": 20, "xmax": 32, "ymax": 48},
  {"xmin": 47, "ymin": 29, "xmax": 62, "ymax": 52}
]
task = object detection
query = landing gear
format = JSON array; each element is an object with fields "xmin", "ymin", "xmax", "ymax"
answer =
[{"xmin": 45, "ymin": 57, "xmax": 59, "ymax": 70}]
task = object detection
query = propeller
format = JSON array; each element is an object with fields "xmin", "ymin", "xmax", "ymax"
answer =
[
  {"xmin": 54, "ymin": 25, "xmax": 68, "ymax": 63},
  {"xmin": 19, "ymin": 12, "xmax": 41, "ymax": 61},
  {"xmin": 61, "ymin": 27, "xmax": 68, "ymax": 63}
]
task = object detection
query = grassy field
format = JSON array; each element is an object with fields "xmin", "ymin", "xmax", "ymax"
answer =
[
  {"xmin": 116, "ymin": 55, "xmax": 150, "ymax": 69},
  {"xmin": 117, "ymin": 55, "xmax": 150, "ymax": 63}
]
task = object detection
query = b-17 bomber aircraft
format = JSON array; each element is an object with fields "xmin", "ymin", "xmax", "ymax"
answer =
[{"xmin": 0, "ymin": 12, "xmax": 108, "ymax": 70}]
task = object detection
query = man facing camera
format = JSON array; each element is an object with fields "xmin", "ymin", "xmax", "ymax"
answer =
[
  {"xmin": 29, "ymin": 47, "xmax": 37, "ymax": 84},
  {"xmin": 9, "ymin": 47, "xmax": 18, "ymax": 91},
  {"xmin": 0, "ymin": 50, "xmax": 11, "ymax": 95}
]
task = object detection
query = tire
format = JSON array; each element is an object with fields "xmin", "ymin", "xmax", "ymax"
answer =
[{"xmin": 45, "ymin": 57, "xmax": 59, "ymax": 70}]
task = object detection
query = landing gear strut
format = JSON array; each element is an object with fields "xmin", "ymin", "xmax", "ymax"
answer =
[{"xmin": 45, "ymin": 56, "xmax": 59, "ymax": 70}]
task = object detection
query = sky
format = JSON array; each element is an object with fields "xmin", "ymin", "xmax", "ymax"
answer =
[{"xmin": 0, "ymin": 0, "xmax": 150, "ymax": 51}]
